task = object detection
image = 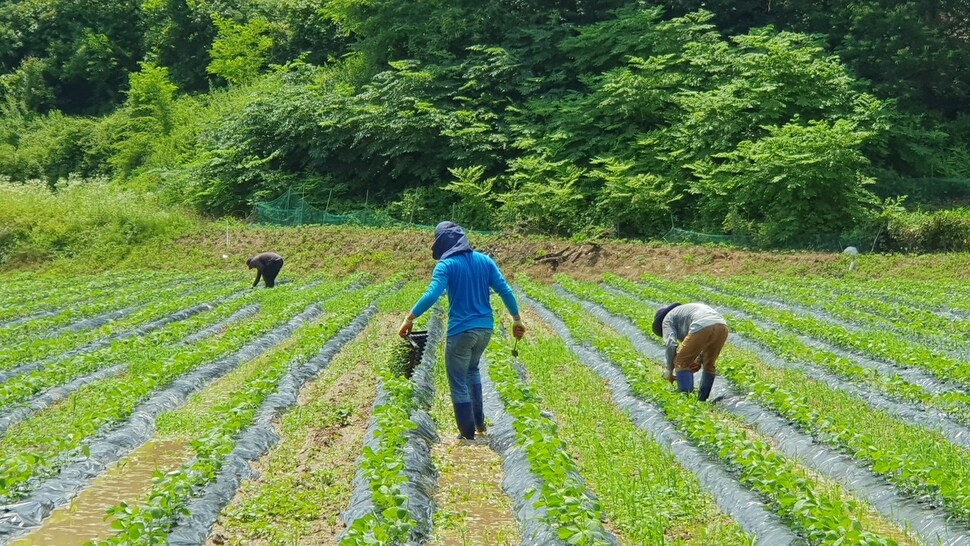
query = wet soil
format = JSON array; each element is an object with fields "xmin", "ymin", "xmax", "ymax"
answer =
[{"xmin": 10, "ymin": 439, "xmax": 189, "ymax": 546}]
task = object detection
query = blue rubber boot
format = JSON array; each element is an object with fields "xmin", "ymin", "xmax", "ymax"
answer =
[
  {"xmin": 453, "ymin": 402, "xmax": 476, "ymax": 439},
  {"xmin": 470, "ymin": 383, "xmax": 486, "ymax": 433},
  {"xmin": 675, "ymin": 370, "xmax": 694, "ymax": 395},
  {"xmin": 698, "ymin": 373, "xmax": 716, "ymax": 402}
]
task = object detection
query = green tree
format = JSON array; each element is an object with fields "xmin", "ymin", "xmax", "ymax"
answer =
[
  {"xmin": 207, "ymin": 15, "xmax": 275, "ymax": 86},
  {"xmin": 107, "ymin": 63, "xmax": 179, "ymax": 178},
  {"xmin": 141, "ymin": 0, "xmax": 219, "ymax": 92},
  {"xmin": 127, "ymin": 63, "xmax": 178, "ymax": 134},
  {"xmin": 263, "ymin": 0, "xmax": 348, "ymax": 66},
  {"xmin": 0, "ymin": 113, "xmax": 99, "ymax": 184},
  {"xmin": 499, "ymin": 151, "xmax": 588, "ymax": 235},
  {"xmin": 590, "ymin": 157, "xmax": 678, "ymax": 237},
  {"xmin": 691, "ymin": 119, "xmax": 877, "ymax": 246},
  {"xmin": 0, "ymin": 57, "xmax": 55, "ymax": 114},
  {"xmin": 658, "ymin": 0, "xmax": 970, "ymax": 119},
  {"xmin": 444, "ymin": 165, "xmax": 499, "ymax": 230},
  {"xmin": 0, "ymin": 0, "xmax": 145, "ymax": 114}
]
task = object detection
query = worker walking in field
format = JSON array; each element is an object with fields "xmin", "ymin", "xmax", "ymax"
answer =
[
  {"xmin": 247, "ymin": 252, "xmax": 284, "ymax": 288},
  {"xmin": 400, "ymin": 221, "xmax": 525, "ymax": 441},
  {"xmin": 653, "ymin": 303, "xmax": 729, "ymax": 402}
]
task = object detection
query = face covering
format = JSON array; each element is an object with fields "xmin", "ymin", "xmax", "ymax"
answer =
[{"xmin": 430, "ymin": 222, "xmax": 473, "ymax": 260}]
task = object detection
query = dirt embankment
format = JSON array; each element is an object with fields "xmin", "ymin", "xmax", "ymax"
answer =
[{"xmin": 173, "ymin": 224, "xmax": 967, "ymax": 282}]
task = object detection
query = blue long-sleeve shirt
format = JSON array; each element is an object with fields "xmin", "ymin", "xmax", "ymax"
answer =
[{"xmin": 411, "ymin": 251, "xmax": 520, "ymax": 337}]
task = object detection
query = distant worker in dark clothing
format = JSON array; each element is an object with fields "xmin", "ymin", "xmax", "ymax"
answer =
[
  {"xmin": 247, "ymin": 252, "xmax": 284, "ymax": 288},
  {"xmin": 399, "ymin": 222, "xmax": 525, "ymax": 441},
  {"xmin": 653, "ymin": 303, "xmax": 729, "ymax": 401}
]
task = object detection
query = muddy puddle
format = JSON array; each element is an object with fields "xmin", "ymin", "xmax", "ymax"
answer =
[{"xmin": 11, "ymin": 439, "xmax": 190, "ymax": 546}]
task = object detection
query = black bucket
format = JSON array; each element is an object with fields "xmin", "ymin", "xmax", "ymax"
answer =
[{"xmin": 404, "ymin": 330, "xmax": 429, "ymax": 378}]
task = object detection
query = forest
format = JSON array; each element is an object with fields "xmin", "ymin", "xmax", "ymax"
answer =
[{"xmin": 2, "ymin": 0, "xmax": 970, "ymax": 248}]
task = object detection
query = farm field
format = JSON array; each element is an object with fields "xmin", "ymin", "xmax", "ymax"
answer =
[{"xmin": 0, "ymin": 269, "xmax": 968, "ymax": 545}]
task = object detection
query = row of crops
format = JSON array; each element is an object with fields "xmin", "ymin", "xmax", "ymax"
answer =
[{"xmin": 0, "ymin": 269, "xmax": 968, "ymax": 545}]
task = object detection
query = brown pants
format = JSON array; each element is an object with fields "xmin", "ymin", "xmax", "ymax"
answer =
[{"xmin": 674, "ymin": 323, "xmax": 729, "ymax": 376}]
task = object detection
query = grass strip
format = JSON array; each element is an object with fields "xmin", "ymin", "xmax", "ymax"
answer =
[
  {"xmin": 428, "ymin": 326, "xmax": 520, "ymax": 546},
  {"xmin": 211, "ymin": 315, "xmax": 387, "ymax": 544},
  {"xmin": 803, "ymin": 276, "xmax": 970, "ymax": 316},
  {"xmin": 599, "ymin": 274, "xmax": 970, "ymax": 431},
  {"xmin": 710, "ymin": 276, "xmax": 970, "ymax": 346},
  {"xmin": 0, "ymin": 271, "xmax": 153, "ymax": 313},
  {"xmin": 0, "ymin": 285, "xmax": 260, "ymax": 410},
  {"xmin": 0, "ymin": 272, "xmax": 213, "ymax": 343},
  {"xmin": 0, "ymin": 271, "xmax": 181, "ymax": 328},
  {"xmin": 0, "ymin": 275, "xmax": 235, "ymax": 370},
  {"xmin": 634, "ymin": 273, "xmax": 970, "ymax": 389}
]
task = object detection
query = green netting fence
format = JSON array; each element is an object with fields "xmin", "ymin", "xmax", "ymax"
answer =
[
  {"xmin": 661, "ymin": 227, "xmax": 733, "ymax": 245},
  {"xmin": 255, "ymin": 188, "xmax": 506, "ymax": 234},
  {"xmin": 256, "ymin": 189, "xmax": 866, "ymax": 250},
  {"xmin": 255, "ymin": 188, "xmax": 436, "ymax": 230}
]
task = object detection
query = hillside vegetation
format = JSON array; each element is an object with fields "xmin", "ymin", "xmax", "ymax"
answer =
[
  {"xmin": 1, "ymin": 0, "xmax": 969, "ymax": 248},
  {"xmin": 2, "ymin": 182, "xmax": 968, "ymax": 283}
]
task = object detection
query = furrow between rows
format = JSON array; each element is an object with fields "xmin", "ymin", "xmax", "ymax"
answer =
[
  {"xmin": 166, "ymin": 304, "xmax": 381, "ymax": 545},
  {"xmin": 0, "ymin": 304, "xmax": 323, "ymax": 543},
  {"xmin": 0, "ymin": 304, "xmax": 261, "ymax": 437},
  {"xmin": 559, "ymin": 289, "xmax": 969, "ymax": 546},
  {"xmin": 522, "ymin": 293, "xmax": 796, "ymax": 545}
]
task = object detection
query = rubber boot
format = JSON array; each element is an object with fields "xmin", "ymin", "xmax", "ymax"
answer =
[
  {"xmin": 453, "ymin": 402, "xmax": 476, "ymax": 439},
  {"xmin": 675, "ymin": 370, "xmax": 694, "ymax": 395},
  {"xmin": 470, "ymin": 383, "xmax": 486, "ymax": 434},
  {"xmin": 698, "ymin": 373, "xmax": 716, "ymax": 402}
]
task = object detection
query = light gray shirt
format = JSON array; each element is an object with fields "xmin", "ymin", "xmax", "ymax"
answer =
[{"xmin": 662, "ymin": 303, "xmax": 727, "ymax": 373}]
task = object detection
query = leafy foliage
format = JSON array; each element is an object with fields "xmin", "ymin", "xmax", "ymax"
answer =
[
  {"xmin": 0, "ymin": 0, "xmax": 968, "ymax": 247},
  {"xmin": 207, "ymin": 15, "xmax": 276, "ymax": 86},
  {"xmin": 0, "ymin": 0, "xmax": 145, "ymax": 114},
  {"xmin": 691, "ymin": 120, "xmax": 877, "ymax": 246}
]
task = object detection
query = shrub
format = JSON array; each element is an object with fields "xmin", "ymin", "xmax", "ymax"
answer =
[{"xmin": 881, "ymin": 209, "xmax": 970, "ymax": 252}]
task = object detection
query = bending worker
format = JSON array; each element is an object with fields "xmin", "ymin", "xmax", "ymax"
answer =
[
  {"xmin": 400, "ymin": 221, "xmax": 525, "ymax": 441},
  {"xmin": 653, "ymin": 303, "xmax": 729, "ymax": 401},
  {"xmin": 247, "ymin": 252, "xmax": 284, "ymax": 288}
]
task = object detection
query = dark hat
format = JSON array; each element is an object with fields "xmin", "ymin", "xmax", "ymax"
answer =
[{"xmin": 652, "ymin": 303, "xmax": 682, "ymax": 337}]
